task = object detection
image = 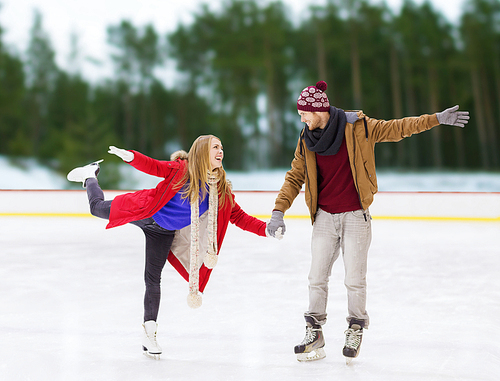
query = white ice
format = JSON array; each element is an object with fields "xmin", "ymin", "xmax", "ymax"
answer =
[{"xmin": 1, "ymin": 195, "xmax": 499, "ymax": 380}]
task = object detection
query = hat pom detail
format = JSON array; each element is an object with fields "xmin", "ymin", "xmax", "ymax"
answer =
[
  {"xmin": 187, "ymin": 292, "xmax": 202, "ymax": 309},
  {"xmin": 316, "ymin": 81, "xmax": 327, "ymax": 91}
]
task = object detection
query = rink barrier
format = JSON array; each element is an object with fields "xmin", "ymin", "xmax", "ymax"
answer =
[{"xmin": 0, "ymin": 190, "xmax": 499, "ymax": 222}]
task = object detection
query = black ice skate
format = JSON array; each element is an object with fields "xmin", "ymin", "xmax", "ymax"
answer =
[
  {"xmin": 343, "ymin": 322, "xmax": 363, "ymax": 365},
  {"xmin": 294, "ymin": 316, "xmax": 326, "ymax": 362}
]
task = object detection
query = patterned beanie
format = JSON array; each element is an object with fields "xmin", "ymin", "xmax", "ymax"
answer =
[{"xmin": 297, "ymin": 80, "xmax": 330, "ymax": 112}]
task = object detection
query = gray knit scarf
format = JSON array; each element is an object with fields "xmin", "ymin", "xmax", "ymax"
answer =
[{"xmin": 303, "ymin": 106, "xmax": 347, "ymax": 156}]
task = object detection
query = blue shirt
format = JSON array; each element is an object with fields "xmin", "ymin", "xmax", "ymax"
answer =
[{"xmin": 152, "ymin": 185, "xmax": 209, "ymax": 230}]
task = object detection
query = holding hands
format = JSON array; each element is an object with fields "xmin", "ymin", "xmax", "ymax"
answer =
[{"xmin": 267, "ymin": 210, "xmax": 286, "ymax": 240}]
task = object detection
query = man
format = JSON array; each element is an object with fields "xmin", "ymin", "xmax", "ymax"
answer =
[{"xmin": 267, "ymin": 80, "xmax": 469, "ymax": 363}]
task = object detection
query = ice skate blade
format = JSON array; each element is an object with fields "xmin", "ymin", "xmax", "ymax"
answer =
[
  {"xmin": 297, "ymin": 347, "xmax": 326, "ymax": 362},
  {"xmin": 143, "ymin": 351, "xmax": 161, "ymax": 360},
  {"xmin": 343, "ymin": 349, "xmax": 360, "ymax": 365},
  {"xmin": 143, "ymin": 346, "xmax": 161, "ymax": 360}
]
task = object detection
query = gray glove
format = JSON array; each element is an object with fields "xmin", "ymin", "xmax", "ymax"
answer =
[
  {"xmin": 267, "ymin": 210, "xmax": 286, "ymax": 239},
  {"xmin": 436, "ymin": 105, "xmax": 470, "ymax": 127}
]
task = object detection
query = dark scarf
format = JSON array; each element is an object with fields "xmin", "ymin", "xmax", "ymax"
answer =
[{"xmin": 303, "ymin": 106, "xmax": 347, "ymax": 156}]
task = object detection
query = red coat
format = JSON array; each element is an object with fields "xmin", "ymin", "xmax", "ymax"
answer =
[{"xmin": 107, "ymin": 150, "xmax": 266, "ymax": 292}]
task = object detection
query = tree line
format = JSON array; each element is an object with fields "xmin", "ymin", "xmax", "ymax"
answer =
[{"xmin": 0, "ymin": 0, "xmax": 499, "ymax": 188}]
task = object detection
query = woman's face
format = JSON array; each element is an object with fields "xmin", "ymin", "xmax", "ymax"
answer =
[{"xmin": 209, "ymin": 137, "xmax": 224, "ymax": 170}]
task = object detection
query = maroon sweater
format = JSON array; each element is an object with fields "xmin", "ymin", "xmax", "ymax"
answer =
[{"xmin": 316, "ymin": 137, "xmax": 361, "ymax": 213}]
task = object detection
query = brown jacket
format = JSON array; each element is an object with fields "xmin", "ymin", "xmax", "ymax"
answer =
[{"xmin": 274, "ymin": 111, "xmax": 440, "ymax": 224}]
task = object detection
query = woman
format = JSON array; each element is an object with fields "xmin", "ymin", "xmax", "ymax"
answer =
[{"xmin": 67, "ymin": 135, "xmax": 281, "ymax": 360}]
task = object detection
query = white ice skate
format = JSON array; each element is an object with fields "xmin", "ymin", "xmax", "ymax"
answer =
[
  {"xmin": 66, "ymin": 159, "xmax": 103, "ymax": 187},
  {"xmin": 142, "ymin": 320, "xmax": 162, "ymax": 360}
]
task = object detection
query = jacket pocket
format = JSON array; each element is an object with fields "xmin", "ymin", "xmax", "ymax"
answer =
[{"xmin": 362, "ymin": 159, "xmax": 377, "ymax": 193}]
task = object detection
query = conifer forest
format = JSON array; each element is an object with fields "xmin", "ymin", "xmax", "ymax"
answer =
[{"xmin": 0, "ymin": 0, "xmax": 499, "ymax": 188}]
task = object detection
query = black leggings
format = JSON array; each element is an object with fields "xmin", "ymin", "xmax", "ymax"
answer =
[{"xmin": 86, "ymin": 178, "xmax": 175, "ymax": 322}]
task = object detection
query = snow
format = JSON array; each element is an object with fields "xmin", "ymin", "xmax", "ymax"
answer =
[
  {"xmin": 1, "ymin": 155, "xmax": 500, "ymax": 191},
  {"xmin": 0, "ymin": 156, "xmax": 67, "ymax": 190}
]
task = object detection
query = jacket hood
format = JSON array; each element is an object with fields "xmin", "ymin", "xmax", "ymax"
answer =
[{"xmin": 170, "ymin": 150, "xmax": 188, "ymax": 161}]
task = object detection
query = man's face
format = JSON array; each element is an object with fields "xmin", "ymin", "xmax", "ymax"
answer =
[
  {"xmin": 210, "ymin": 137, "xmax": 224, "ymax": 170},
  {"xmin": 298, "ymin": 110, "xmax": 323, "ymax": 130}
]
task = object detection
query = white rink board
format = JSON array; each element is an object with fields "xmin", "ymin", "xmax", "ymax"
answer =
[
  {"xmin": 0, "ymin": 190, "xmax": 499, "ymax": 220},
  {"xmin": 231, "ymin": 191, "xmax": 500, "ymax": 220}
]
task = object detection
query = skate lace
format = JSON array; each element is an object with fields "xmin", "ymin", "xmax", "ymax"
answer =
[
  {"xmin": 344, "ymin": 328, "xmax": 362, "ymax": 349},
  {"xmin": 146, "ymin": 331, "xmax": 158, "ymax": 345},
  {"xmin": 301, "ymin": 326, "xmax": 318, "ymax": 345}
]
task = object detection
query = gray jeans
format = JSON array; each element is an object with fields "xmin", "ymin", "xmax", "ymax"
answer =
[
  {"xmin": 86, "ymin": 178, "xmax": 175, "ymax": 323},
  {"xmin": 305, "ymin": 208, "xmax": 372, "ymax": 328}
]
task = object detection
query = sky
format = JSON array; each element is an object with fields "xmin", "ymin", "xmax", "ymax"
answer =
[{"xmin": 0, "ymin": 0, "xmax": 467, "ymax": 85}]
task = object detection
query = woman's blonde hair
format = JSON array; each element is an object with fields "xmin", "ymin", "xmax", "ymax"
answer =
[{"xmin": 178, "ymin": 135, "xmax": 233, "ymax": 209}]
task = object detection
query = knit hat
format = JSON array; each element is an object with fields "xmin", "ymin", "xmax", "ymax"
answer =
[{"xmin": 297, "ymin": 80, "xmax": 330, "ymax": 112}]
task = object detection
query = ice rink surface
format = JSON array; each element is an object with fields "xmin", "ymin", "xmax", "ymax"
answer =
[{"xmin": 1, "ymin": 209, "xmax": 499, "ymax": 380}]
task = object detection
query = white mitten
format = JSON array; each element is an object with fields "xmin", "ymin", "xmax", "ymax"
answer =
[{"xmin": 108, "ymin": 146, "xmax": 134, "ymax": 162}]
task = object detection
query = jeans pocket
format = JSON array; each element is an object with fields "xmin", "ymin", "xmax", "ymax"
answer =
[{"xmin": 351, "ymin": 209, "xmax": 371, "ymax": 220}]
